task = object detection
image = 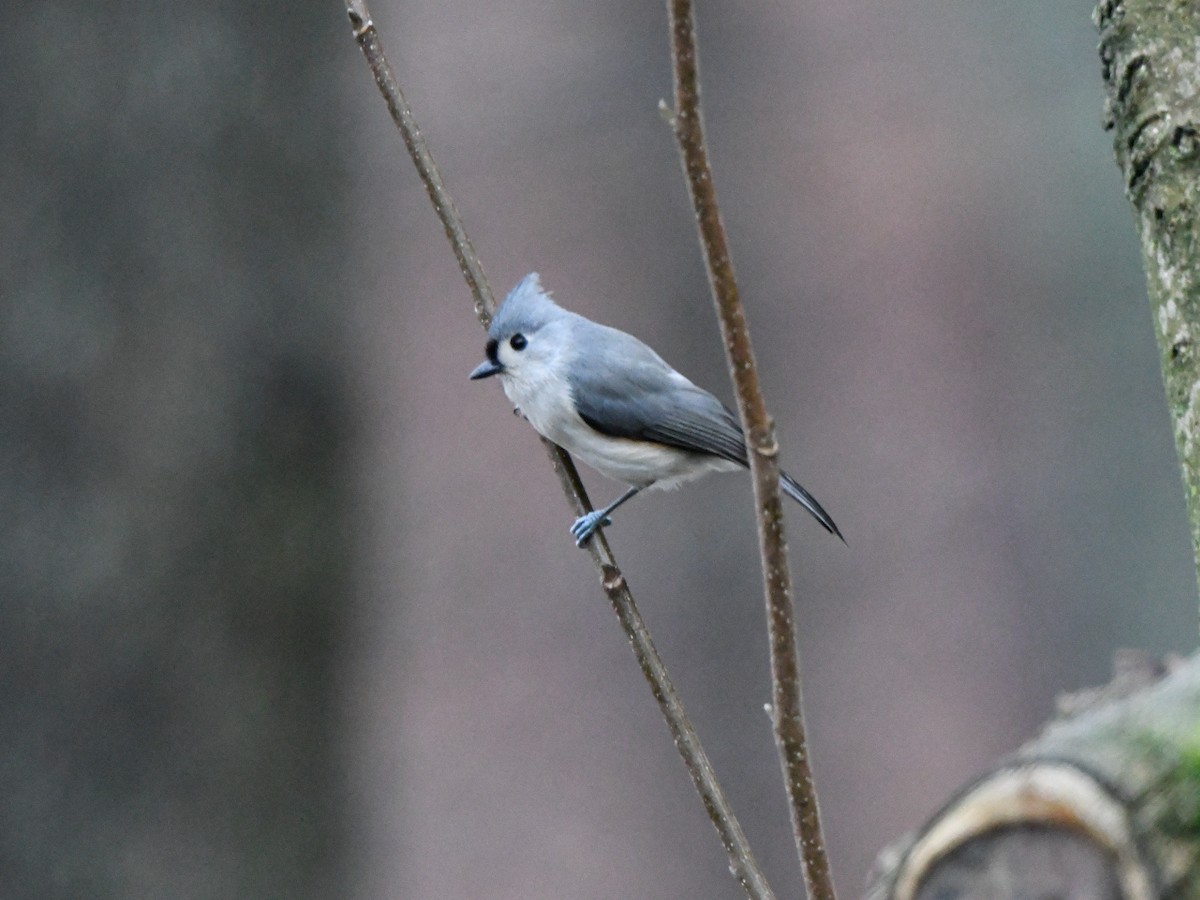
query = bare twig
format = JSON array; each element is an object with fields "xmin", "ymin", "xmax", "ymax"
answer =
[
  {"xmin": 343, "ymin": 3, "xmax": 774, "ymax": 897},
  {"xmin": 344, "ymin": 4, "xmax": 493, "ymax": 326},
  {"xmin": 665, "ymin": 2, "xmax": 837, "ymax": 897}
]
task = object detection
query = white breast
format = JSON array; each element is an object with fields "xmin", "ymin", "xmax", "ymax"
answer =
[{"xmin": 500, "ymin": 369, "xmax": 739, "ymax": 490}]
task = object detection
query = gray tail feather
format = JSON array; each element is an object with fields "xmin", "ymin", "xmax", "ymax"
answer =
[{"xmin": 780, "ymin": 471, "xmax": 844, "ymax": 543}]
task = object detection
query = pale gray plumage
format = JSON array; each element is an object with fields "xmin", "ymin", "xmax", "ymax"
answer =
[{"xmin": 470, "ymin": 273, "xmax": 842, "ymax": 545}]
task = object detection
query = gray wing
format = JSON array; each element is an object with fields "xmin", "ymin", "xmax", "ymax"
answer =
[
  {"xmin": 567, "ymin": 323, "xmax": 844, "ymax": 539},
  {"xmin": 567, "ymin": 326, "xmax": 748, "ymax": 464}
]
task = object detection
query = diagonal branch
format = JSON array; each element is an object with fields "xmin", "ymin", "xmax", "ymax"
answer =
[
  {"xmin": 343, "ymin": 3, "xmax": 774, "ymax": 897},
  {"xmin": 664, "ymin": 2, "xmax": 837, "ymax": 898}
]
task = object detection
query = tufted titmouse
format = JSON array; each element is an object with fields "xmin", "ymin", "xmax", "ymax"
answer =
[{"xmin": 470, "ymin": 273, "xmax": 842, "ymax": 546}]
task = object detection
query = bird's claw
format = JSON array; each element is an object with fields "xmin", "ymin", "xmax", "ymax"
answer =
[{"xmin": 570, "ymin": 511, "xmax": 612, "ymax": 547}]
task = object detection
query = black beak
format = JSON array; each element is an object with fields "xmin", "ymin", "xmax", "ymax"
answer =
[{"xmin": 469, "ymin": 359, "xmax": 503, "ymax": 380}]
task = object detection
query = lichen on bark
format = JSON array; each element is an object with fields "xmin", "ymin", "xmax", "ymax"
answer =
[{"xmin": 1097, "ymin": 0, "xmax": 1200, "ymax": 599}]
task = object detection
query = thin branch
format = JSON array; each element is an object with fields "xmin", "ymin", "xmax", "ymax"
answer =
[
  {"xmin": 344, "ymin": 4, "xmax": 492, "ymax": 326},
  {"xmin": 665, "ymin": 2, "xmax": 837, "ymax": 898},
  {"xmin": 343, "ymin": 3, "xmax": 775, "ymax": 897}
]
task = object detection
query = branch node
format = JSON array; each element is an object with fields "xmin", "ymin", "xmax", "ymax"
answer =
[
  {"xmin": 749, "ymin": 423, "xmax": 780, "ymax": 459},
  {"xmin": 601, "ymin": 564, "xmax": 626, "ymax": 592},
  {"xmin": 346, "ymin": 8, "xmax": 372, "ymax": 39}
]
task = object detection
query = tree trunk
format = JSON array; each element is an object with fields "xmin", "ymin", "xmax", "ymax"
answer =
[
  {"xmin": 867, "ymin": 651, "xmax": 1200, "ymax": 899},
  {"xmin": 1096, "ymin": 0, "xmax": 1200, "ymax": 600}
]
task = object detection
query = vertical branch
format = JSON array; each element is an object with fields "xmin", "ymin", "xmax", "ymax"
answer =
[
  {"xmin": 665, "ymin": 2, "xmax": 838, "ymax": 898},
  {"xmin": 343, "ymin": 3, "xmax": 775, "ymax": 896},
  {"xmin": 1096, "ymin": 0, "xmax": 1200, "ymax": 611}
]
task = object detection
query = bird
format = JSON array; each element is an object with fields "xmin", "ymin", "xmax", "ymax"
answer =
[{"xmin": 469, "ymin": 273, "xmax": 842, "ymax": 546}]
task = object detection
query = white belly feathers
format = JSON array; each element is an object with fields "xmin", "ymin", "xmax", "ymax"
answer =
[{"xmin": 500, "ymin": 366, "xmax": 738, "ymax": 490}]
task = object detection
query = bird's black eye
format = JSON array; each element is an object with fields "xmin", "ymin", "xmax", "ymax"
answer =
[{"xmin": 509, "ymin": 333, "xmax": 528, "ymax": 351}]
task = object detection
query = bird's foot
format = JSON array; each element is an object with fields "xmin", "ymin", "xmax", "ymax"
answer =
[{"xmin": 570, "ymin": 510, "xmax": 612, "ymax": 547}]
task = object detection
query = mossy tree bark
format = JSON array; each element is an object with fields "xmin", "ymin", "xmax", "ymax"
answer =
[
  {"xmin": 866, "ymin": 652, "xmax": 1200, "ymax": 899},
  {"xmin": 1097, "ymin": 0, "xmax": 1200, "ymax": 603}
]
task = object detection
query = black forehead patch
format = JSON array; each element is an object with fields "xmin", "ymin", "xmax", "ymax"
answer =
[{"xmin": 485, "ymin": 338, "xmax": 499, "ymax": 365}]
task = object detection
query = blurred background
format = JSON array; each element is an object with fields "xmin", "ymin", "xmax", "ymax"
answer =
[{"xmin": 4, "ymin": 0, "xmax": 1196, "ymax": 897}]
